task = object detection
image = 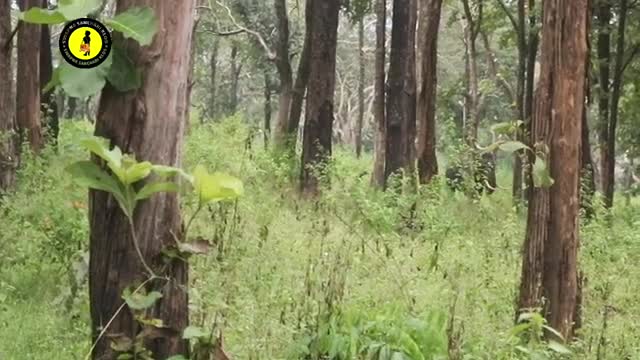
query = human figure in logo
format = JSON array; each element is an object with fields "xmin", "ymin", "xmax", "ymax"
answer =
[{"xmin": 81, "ymin": 30, "xmax": 91, "ymax": 56}]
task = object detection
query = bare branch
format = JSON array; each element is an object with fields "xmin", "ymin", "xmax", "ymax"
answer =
[
  {"xmin": 215, "ymin": 0, "xmax": 276, "ymax": 60},
  {"xmin": 496, "ymin": 0, "xmax": 519, "ymax": 34}
]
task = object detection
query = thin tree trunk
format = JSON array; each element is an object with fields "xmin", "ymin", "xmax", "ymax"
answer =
[
  {"xmin": 371, "ymin": 0, "xmax": 386, "ymax": 188},
  {"xmin": 461, "ymin": 0, "xmax": 482, "ymax": 144},
  {"xmin": 518, "ymin": 0, "xmax": 587, "ymax": 339},
  {"xmin": 39, "ymin": 0, "xmax": 58, "ymax": 144},
  {"xmin": 208, "ymin": 38, "xmax": 219, "ymax": 121},
  {"xmin": 384, "ymin": 0, "xmax": 417, "ymax": 183},
  {"xmin": 272, "ymin": 0, "xmax": 294, "ymax": 148},
  {"xmin": 229, "ymin": 44, "xmax": 240, "ymax": 115},
  {"xmin": 287, "ymin": 0, "xmax": 313, "ymax": 147},
  {"xmin": 602, "ymin": 0, "xmax": 629, "ymax": 210},
  {"xmin": 0, "ymin": 0, "xmax": 17, "ymax": 191},
  {"xmin": 512, "ymin": 0, "xmax": 526, "ymax": 204},
  {"xmin": 581, "ymin": 1, "xmax": 595, "ymax": 219},
  {"xmin": 300, "ymin": 0, "xmax": 340, "ymax": 196},
  {"xmin": 264, "ymin": 72, "xmax": 272, "ymax": 148},
  {"xmin": 417, "ymin": 0, "xmax": 443, "ymax": 184},
  {"xmin": 89, "ymin": 0, "xmax": 195, "ymax": 358},
  {"xmin": 523, "ymin": 0, "xmax": 539, "ymax": 200},
  {"xmin": 17, "ymin": 0, "xmax": 44, "ymax": 153},
  {"xmin": 596, "ymin": 0, "xmax": 611, "ymax": 207},
  {"xmin": 355, "ymin": 17, "xmax": 365, "ymax": 158}
]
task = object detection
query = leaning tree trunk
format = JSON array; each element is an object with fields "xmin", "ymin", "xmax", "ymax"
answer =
[
  {"xmin": 416, "ymin": 0, "xmax": 443, "ymax": 184},
  {"xmin": 39, "ymin": 1, "xmax": 59, "ymax": 144},
  {"xmin": 88, "ymin": 1, "xmax": 196, "ymax": 358},
  {"xmin": 0, "ymin": 0, "xmax": 17, "ymax": 191},
  {"xmin": 299, "ymin": 0, "xmax": 340, "ymax": 196},
  {"xmin": 355, "ymin": 17, "xmax": 365, "ymax": 158},
  {"xmin": 371, "ymin": 0, "xmax": 386, "ymax": 188},
  {"xmin": 384, "ymin": 0, "xmax": 417, "ymax": 184},
  {"xmin": 518, "ymin": 0, "xmax": 587, "ymax": 340},
  {"xmin": 287, "ymin": 0, "xmax": 313, "ymax": 148},
  {"xmin": 272, "ymin": 0, "xmax": 294, "ymax": 148},
  {"xmin": 16, "ymin": 0, "xmax": 43, "ymax": 153}
]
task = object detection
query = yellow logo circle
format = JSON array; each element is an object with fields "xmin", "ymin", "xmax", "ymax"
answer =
[
  {"xmin": 59, "ymin": 18, "xmax": 111, "ymax": 69},
  {"xmin": 68, "ymin": 27, "xmax": 104, "ymax": 61}
]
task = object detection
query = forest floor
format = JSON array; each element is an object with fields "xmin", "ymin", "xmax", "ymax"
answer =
[{"xmin": 1, "ymin": 118, "xmax": 639, "ymax": 359}]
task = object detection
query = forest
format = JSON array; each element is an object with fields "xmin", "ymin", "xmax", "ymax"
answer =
[{"xmin": 0, "ymin": 0, "xmax": 639, "ymax": 359}]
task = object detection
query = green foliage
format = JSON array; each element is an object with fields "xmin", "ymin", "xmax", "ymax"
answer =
[
  {"xmin": 122, "ymin": 288, "xmax": 163, "ymax": 310},
  {"xmin": 105, "ymin": 7, "xmax": 158, "ymax": 46}
]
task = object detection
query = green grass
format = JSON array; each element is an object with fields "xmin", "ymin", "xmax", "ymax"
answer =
[{"xmin": 0, "ymin": 118, "xmax": 638, "ymax": 359}]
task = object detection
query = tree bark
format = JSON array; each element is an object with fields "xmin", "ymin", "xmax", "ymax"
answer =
[
  {"xmin": 581, "ymin": 0, "xmax": 595, "ymax": 219},
  {"xmin": 355, "ymin": 17, "xmax": 365, "ymax": 158},
  {"xmin": 287, "ymin": 0, "xmax": 313, "ymax": 147},
  {"xmin": 518, "ymin": 0, "xmax": 587, "ymax": 340},
  {"xmin": 511, "ymin": 0, "xmax": 526, "ymax": 204},
  {"xmin": 17, "ymin": 0, "xmax": 44, "ymax": 153},
  {"xmin": 416, "ymin": 0, "xmax": 443, "ymax": 184},
  {"xmin": 272, "ymin": 0, "xmax": 294, "ymax": 148},
  {"xmin": 299, "ymin": 0, "xmax": 340, "ymax": 196},
  {"xmin": 371, "ymin": 0, "xmax": 386, "ymax": 188},
  {"xmin": 89, "ymin": 0, "xmax": 195, "ymax": 358},
  {"xmin": 0, "ymin": 0, "xmax": 17, "ymax": 191},
  {"xmin": 523, "ymin": 0, "xmax": 539, "ymax": 200},
  {"xmin": 39, "ymin": 0, "xmax": 58, "ymax": 144},
  {"xmin": 384, "ymin": 0, "xmax": 417, "ymax": 184}
]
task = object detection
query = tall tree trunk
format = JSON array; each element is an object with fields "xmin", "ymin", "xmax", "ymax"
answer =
[
  {"xmin": 300, "ymin": 0, "xmax": 340, "ymax": 196},
  {"xmin": 355, "ymin": 17, "xmax": 365, "ymax": 158},
  {"xmin": 0, "ymin": 0, "xmax": 17, "ymax": 191},
  {"xmin": 371, "ymin": 0, "xmax": 386, "ymax": 188},
  {"xmin": 518, "ymin": 0, "xmax": 587, "ymax": 339},
  {"xmin": 39, "ymin": 0, "xmax": 58, "ymax": 144},
  {"xmin": 89, "ymin": 0, "xmax": 195, "ymax": 358},
  {"xmin": 417, "ymin": 0, "xmax": 443, "ymax": 184},
  {"xmin": 523, "ymin": 0, "xmax": 539, "ymax": 200},
  {"xmin": 461, "ymin": 0, "xmax": 482, "ymax": 144},
  {"xmin": 16, "ymin": 0, "xmax": 43, "ymax": 153},
  {"xmin": 208, "ymin": 38, "xmax": 219, "ymax": 121},
  {"xmin": 596, "ymin": 0, "xmax": 612, "ymax": 207},
  {"xmin": 229, "ymin": 44, "xmax": 240, "ymax": 115},
  {"xmin": 272, "ymin": 0, "xmax": 294, "ymax": 148},
  {"xmin": 384, "ymin": 0, "xmax": 417, "ymax": 183},
  {"xmin": 264, "ymin": 72, "xmax": 272, "ymax": 148},
  {"xmin": 512, "ymin": 0, "xmax": 526, "ymax": 204},
  {"xmin": 602, "ymin": 0, "xmax": 629, "ymax": 210},
  {"xmin": 287, "ymin": 0, "xmax": 313, "ymax": 148}
]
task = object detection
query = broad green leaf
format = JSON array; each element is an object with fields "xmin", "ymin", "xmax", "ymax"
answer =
[
  {"xmin": 498, "ymin": 141, "xmax": 530, "ymax": 153},
  {"xmin": 79, "ymin": 136, "xmax": 126, "ymax": 181},
  {"xmin": 135, "ymin": 182, "xmax": 179, "ymax": 201},
  {"xmin": 43, "ymin": 66, "xmax": 62, "ymax": 93},
  {"xmin": 176, "ymin": 238, "xmax": 211, "ymax": 256},
  {"xmin": 124, "ymin": 161, "xmax": 152, "ymax": 184},
  {"xmin": 110, "ymin": 336, "xmax": 133, "ymax": 352},
  {"xmin": 20, "ymin": 8, "xmax": 66, "ymax": 24},
  {"xmin": 152, "ymin": 165, "xmax": 191, "ymax": 181},
  {"xmin": 166, "ymin": 357, "xmax": 188, "ymax": 360},
  {"xmin": 122, "ymin": 289, "xmax": 162, "ymax": 310},
  {"xmin": 106, "ymin": 7, "xmax": 157, "ymax": 46},
  {"xmin": 58, "ymin": 0, "xmax": 102, "ymax": 20},
  {"xmin": 182, "ymin": 325, "xmax": 208, "ymax": 340},
  {"xmin": 66, "ymin": 161, "xmax": 121, "ymax": 195},
  {"xmin": 547, "ymin": 340, "xmax": 571, "ymax": 354},
  {"xmin": 59, "ymin": 54, "xmax": 112, "ymax": 98},
  {"xmin": 533, "ymin": 156, "xmax": 554, "ymax": 188},
  {"xmin": 107, "ymin": 46, "xmax": 142, "ymax": 92},
  {"xmin": 192, "ymin": 165, "xmax": 244, "ymax": 204},
  {"xmin": 509, "ymin": 323, "xmax": 530, "ymax": 337}
]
